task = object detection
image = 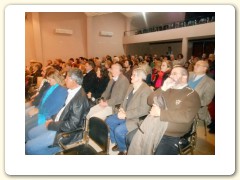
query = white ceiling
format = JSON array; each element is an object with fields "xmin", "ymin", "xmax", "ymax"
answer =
[{"xmin": 84, "ymin": 12, "xmax": 141, "ymax": 18}]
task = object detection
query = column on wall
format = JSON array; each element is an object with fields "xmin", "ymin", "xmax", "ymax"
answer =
[
  {"xmin": 125, "ymin": 17, "xmax": 131, "ymax": 36},
  {"xmin": 182, "ymin": 37, "xmax": 188, "ymax": 61},
  {"xmin": 31, "ymin": 12, "xmax": 43, "ymax": 63},
  {"xmin": 87, "ymin": 16, "xmax": 93, "ymax": 58}
]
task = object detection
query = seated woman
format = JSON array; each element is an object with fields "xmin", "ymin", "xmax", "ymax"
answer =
[
  {"xmin": 30, "ymin": 63, "xmax": 43, "ymax": 85},
  {"xmin": 149, "ymin": 60, "xmax": 172, "ymax": 90},
  {"xmin": 25, "ymin": 69, "xmax": 68, "ymax": 141},
  {"xmin": 25, "ymin": 66, "xmax": 55, "ymax": 109},
  {"xmin": 87, "ymin": 65, "xmax": 110, "ymax": 104}
]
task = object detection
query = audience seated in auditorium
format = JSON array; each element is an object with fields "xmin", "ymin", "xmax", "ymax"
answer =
[
  {"xmin": 148, "ymin": 60, "xmax": 172, "ymax": 90},
  {"xmin": 123, "ymin": 59, "xmax": 133, "ymax": 83},
  {"xmin": 201, "ymin": 53, "xmax": 208, "ymax": 61},
  {"xmin": 188, "ymin": 60, "xmax": 215, "ymax": 129},
  {"xmin": 25, "ymin": 69, "xmax": 68, "ymax": 141},
  {"xmin": 86, "ymin": 63, "xmax": 129, "ymax": 121},
  {"xmin": 173, "ymin": 53, "xmax": 186, "ymax": 67},
  {"xmin": 25, "ymin": 68, "xmax": 89, "ymax": 155},
  {"xmin": 60, "ymin": 62, "xmax": 72, "ymax": 78},
  {"xmin": 106, "ymin": 68, "xmax": 152, "ymax": 155},
  {"xmin": 170, "ymin": 54, "xmax": 175, "ymax": 62},
  {"xmin": 30, "ymin": 63, "xmax": 42, "ymax": 85},
  {"xmin": 188, "ymin": 56, "xmax": 199, "ymax": 72},
  {"xmin": 127, "ymin": 66, "xmax": 201, "ymax": 155},
  {"xmin": 138, "ymin": 60, "xmax": 152, "ymax": 77},
  {"xmin": 46, "ymin": 59, "xmax": 53, "ymax": 67},
  {"xmin": 68, "ymin": 58, "xmax": 75, "ymax": 66},
  {"xmin": 82, "ymin": 60, "xmax": 98, "ymax": 95},
  {"xmin": 207, "ymin": 53, "xmax": 215, "ymax": 80},
  {"xmin": 26, "ymin": 66, "xmax": 55, "ymax": 109},
  {"xmin": 87, "ymin": 65, "xmax": 110, "ymax": 103},
  {"xmin": 53, "ymin": 59, "xmax": 62, "ymax": 71},
  {"xmin": 94, "ymin": 57, "xmax": 102, "ymax": 71}
]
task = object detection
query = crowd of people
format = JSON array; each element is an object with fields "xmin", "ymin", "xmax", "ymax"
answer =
[{"xmin": 25, "ymin": 52, "xmax": 215, "ymax": 155}]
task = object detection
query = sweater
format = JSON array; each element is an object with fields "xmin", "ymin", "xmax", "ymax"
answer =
[{"xmin": 148, "ymin": 87, "xmax": 201, "ymax": 137}]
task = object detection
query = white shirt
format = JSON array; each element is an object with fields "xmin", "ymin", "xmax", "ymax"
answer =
[
  {"xmin": 112, "ymin": 76, "xmax": 119, "ymax": 81},
  {"xmin": 193, "ymin": 74, "xmax": 205, "ymax": 81},
  {"xmin": 133, "ymin": 82, "xmax": 143, "ymax": 94},
  {"xmin": 54, "ymin": 86, "xmax": 81, "ymax": 122},
  {"xmin": 174, "ymin": 83, "xmax": 188, "ymax": 89}
]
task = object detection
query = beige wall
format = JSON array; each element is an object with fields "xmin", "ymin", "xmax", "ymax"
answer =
[
  {"xmin": 25, "ymin": 12, "xmax": 87, "ymax": 66},
  {"xmin": 40, "ymin": 12, "xmax": 87, "ymax": 64},
  {"xmin": 25, "ymin": 12, "xmax": 214, "ymax": 66},
  {"xmin": 89, "ymin": 13, "xmax": 126, "ymax": 58},
  {"xmin": 25, "ymin": 12, "xmax": 127, "ymax": 65},
  {"xmin": 25, "ymin": 13, "xmax": 36, "ymax": 65}
]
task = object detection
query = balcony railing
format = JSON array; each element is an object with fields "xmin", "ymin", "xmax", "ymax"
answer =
[{"xmin": 124, "ymin": 15, "xmax": 215, "ymax": 36}]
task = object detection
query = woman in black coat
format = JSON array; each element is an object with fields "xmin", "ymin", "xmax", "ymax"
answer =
[{"xmin": 87, "ymin": 65, "xmax": 110, "ymax": 103}]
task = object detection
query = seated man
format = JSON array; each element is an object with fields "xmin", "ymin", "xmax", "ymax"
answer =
[
  {"xmin": 86, "ymin": 63, "xmax": 129, "ymax": 120},
  {"xmin": 188, "ymin": 60, "xmax": 215, "ymax": 127},
  {"xmin": 105, "ymin": 68, "xmax": 152, "ymax": 155},
  {"xmin": 25, "ymin": 68, "xmax": 90, "ymax": 155},
  {"xmin": 82, "ymin": 60, "xmax": 97, "ymax": 94},
  {"xmin": 127, "ymin": 66, "xmax": 201, "ymax": 155}
]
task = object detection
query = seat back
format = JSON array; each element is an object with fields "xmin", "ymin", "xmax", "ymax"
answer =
[
  {"xmin": 88, "ymin": 117, "xmax": 110, "ymax": 154},
  {"xmin": 178, "ymin": 117, "xmax": 198, "ymax": 155}
]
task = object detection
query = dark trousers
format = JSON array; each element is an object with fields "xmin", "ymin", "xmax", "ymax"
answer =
[
  {"xmin": 126, "ymin": 129, "xmax": 181, "ymax": 155},
  {"xmin": 154, "ymin": 135, "xmax": 180, "ymax": 155},
  {"xmin": 126, "ymin": 128, "xmax": 138, "ymax": 150}
]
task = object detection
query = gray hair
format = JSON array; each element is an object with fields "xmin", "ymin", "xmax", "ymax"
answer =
[
  {"xmin": 133, "ymin": 68, "xmax": 147, "ymax": 81},
  {"xmin": 68, "ymin": 68, "xmax": 83, "ymax": 85},
  {"xmin": 172, "ymin": 65, "xmax": 189, "ymax": 81}
]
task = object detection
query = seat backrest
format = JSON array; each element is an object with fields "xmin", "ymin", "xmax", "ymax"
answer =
[
  {"xmin": 88, "ymin": 117, "xmax": 109, "ymax": 153},
  {"xmin": 178, "ymin": 117, "xmax": 198, "ymax": 155}
]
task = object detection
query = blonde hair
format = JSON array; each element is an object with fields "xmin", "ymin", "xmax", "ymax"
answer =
[{"xmin": 46, "ymin": 69, "xmax": 65, "ymax": 86}]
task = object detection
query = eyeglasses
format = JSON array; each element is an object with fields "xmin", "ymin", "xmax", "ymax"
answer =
[
  {"xmin": 195, "ymin": 64, "xmax": 207, "ymax": 67},
  {"xmin": 170, "ymin": 72, "xmax": 181, "ymax": 76}
]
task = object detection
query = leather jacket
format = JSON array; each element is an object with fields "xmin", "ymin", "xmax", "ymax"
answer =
[{"xmin": 48, "ymin": 87, "xmax": 90, "ymax": 146}]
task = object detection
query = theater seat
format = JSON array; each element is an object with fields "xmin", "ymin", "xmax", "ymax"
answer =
[
  {"xmin": 178, "ymin": 117, "xmax": 198, "ymax": 155},
  {"xmin": 56, "ymin": 117, "xmax": 110, "ymax": 155}
]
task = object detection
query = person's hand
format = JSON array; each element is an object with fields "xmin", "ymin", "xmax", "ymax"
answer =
[
  {"xmin": 87, "ymin": 92, "xmax": 92, "ymax": 99},
  {"xmin": 117, "ymin": 110, "xmax": 126, "ymax": 120},
  {"xmin": 118, "ymin": 107, "xmax": 124, "ymax": 113},
  {"xmin": 28, "ymin": 107, "xmax": 39, "ymax": 117},
  {"xmin": 30, "ymin": 92, "xmax": 38, "ymax": 100},
  {"xmin": 161, "ymin": 77, "xmax": 176, "ymax": 91},
  {"xmin": 45, "ymin": 119, "xmax": 53, "ymax": 128},
  {"xmin": 149, "ymin": 86, "xmax": 155, "ymax": 91},
  {"xmin": 149, "ymin": 104, "xmax": 161, "ymax": 117}
]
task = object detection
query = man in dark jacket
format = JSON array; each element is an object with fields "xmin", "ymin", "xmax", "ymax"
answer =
[
  {"xmin": 82, "ymin": 60, "xmax": 97, "ymax": 94},
  {"xmin": 25, "ymin": 68, "xmax": 90, "ymax": 155}
]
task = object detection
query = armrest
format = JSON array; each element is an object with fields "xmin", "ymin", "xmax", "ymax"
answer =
[{"xmin": 57, "ymin": 127, "xmax": 85, "ymax": 150}]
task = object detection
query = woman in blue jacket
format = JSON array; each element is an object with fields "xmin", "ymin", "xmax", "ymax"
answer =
[{"xmin": 25, "ymin": 69, "xmax": 67, "ymax": 140}]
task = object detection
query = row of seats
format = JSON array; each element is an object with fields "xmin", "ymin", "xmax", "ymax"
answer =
[{"xmin": 56, "ymin": 115, "xmax": 199, "ymax": 155}]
